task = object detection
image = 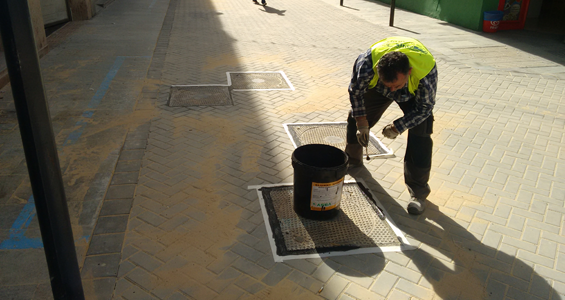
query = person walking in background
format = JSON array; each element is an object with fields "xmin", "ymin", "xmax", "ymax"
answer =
[
  {"xmin": 346, "ymin": 36, "xmax": 437, "ymax": 215},
  {"xmin": 253, "ymin": 0, "xmax": 267, "ymax": 6}
]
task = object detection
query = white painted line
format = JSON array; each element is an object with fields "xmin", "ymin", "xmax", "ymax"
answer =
[
  {"xmin": 248, "ymin": 182, "xmax": 293, "ymax": 190},
  {"xmin": 227, "ymin": 71, "xmax": 295, "ymax": 91},
  {"xmin": 170, "ymin": 84, "xmax": 230, "ymax": 87},
  {"xmin": 279, "ymin": 70, "xmax": 295, "ymax": 91},
  {"xmin": 353, "ymin": 178, "xmax": 413, "ymax": 247},
  {"xmin": 272, "ymin": 245, "xmax": 414, "ymax": 262},
  {"xmin": 282, "ymin": 124, "xmax": 299, "ymax": 148},
  {"xmin": 282, "ymin": 122, "xmax": 395, "ymax": 158},
  {"xmin": 248, "ymin": 180, "xmax": 414, "ymax": 262},
  {"xmin": 254, "ymin": 186, "xmax": 282, "ymax": 262}
]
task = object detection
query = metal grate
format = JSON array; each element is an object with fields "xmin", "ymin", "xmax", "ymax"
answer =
[
  {"xmin": 259, "ymin": 182, "xmax": 401, "ymax": 257},
  {"xmin": 228, "ymin": 72, "xmax": 293, "ymax": 90},
  {"xmin": 168, "ymin": 85, "xmax": 232, "ymax": 107},
  {"xmin": 284, "ymin": 122, "xmax": 393, "ymax": 158}
]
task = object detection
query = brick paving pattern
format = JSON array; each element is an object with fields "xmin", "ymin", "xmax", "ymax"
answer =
[
  {"xmin": 114, "ymin": 0, "xmax": 565, "ymax": 298},
  {"xmin": 0, "ymin": 0, "xmax": 564, "ymax": 299}
]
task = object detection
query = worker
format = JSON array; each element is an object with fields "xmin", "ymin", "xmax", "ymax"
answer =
[{"xmin": 346, "ymin": 36, "xmax": 437, "ymax": 215}]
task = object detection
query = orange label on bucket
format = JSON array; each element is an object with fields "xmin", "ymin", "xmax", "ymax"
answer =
[{"xmin": 310, "ymin": 178, "xmax": 344, "ymax": 211}]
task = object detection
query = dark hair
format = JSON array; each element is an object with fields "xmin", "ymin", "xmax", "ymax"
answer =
[{"xmin": 376, "ymin": 51, "xmax": 410, "ymax": 83}]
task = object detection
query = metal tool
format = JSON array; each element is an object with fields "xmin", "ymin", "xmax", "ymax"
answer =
[{"xmin": 365, "ymin": 146, "xmax": 370, "ymax": 161}]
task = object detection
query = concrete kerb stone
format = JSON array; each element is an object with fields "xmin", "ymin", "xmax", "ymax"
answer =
[
  {"xmin": 93, "ymin": 215, "xmax": 130, "ymax": 234},
  {"xmin": 87, "ymin": 233, "xmax": 126, "ymax": 256},
  {"xmin": 110, "ymin": 172, "xmax": 139, "ymax": 185},
  {"xmin": 81, "ymin": 122, "xmax": 150, "ymax": 297},
  {"xmin": 81, "ymin": 253, "xmax": 122, "ymax": 279}
]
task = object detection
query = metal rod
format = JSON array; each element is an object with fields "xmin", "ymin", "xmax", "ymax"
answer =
[
  {"xmin": 0, "ymin": 1, "xmax": 85, "ymax": 299},
  {"xmin": 389, "ymin": 0, "xmax": 396, "ymax": 27}
]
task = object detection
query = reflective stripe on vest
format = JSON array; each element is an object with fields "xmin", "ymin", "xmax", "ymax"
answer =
[{"xmin": 368, "ymin": 36, "xmax": 436, "ymax": 95}]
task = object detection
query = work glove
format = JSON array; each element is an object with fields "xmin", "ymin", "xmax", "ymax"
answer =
[
  {"xmin": 382, "ymin": 124, "xmax": 399, "ymax": 139},
  {"xmin": 356, "ymin": 118, "xmax": 370, "ymax": 147}
]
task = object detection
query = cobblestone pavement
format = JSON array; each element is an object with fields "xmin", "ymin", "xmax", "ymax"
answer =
[{"xmin": 1, "ymin": 0, "xmax": 565, "ymax": 298}]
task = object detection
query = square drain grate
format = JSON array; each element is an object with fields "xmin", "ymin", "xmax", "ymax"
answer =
[
  {"xmin": 168, "ymin": 85, "xmax": 232, "ymax": 107},
  {"xmin": 250, "ymin": 181, "xmax": 413, "ymax": 262},
  {"xmin": 284, "ymin": 122, "xmax": 393, "ymax": 158},
  {"xmin": 228, "ymin": 71, "xmax": 294, "ymax": 91}
]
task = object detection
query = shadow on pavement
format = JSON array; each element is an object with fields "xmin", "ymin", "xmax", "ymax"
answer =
[
  {"xmin": 301, "ymin": 208, "xmax": 386, "ymax": 277},
  {"xmin": 355, "ymin": 0, "xmax": 565, "ymax": 67},
  {"xmin": 347, "ymin": 166, "xmax": 559, "ymax": 299},
  {"xmin": 391, "ymin": 26, "xmax": 420, "ymax": 35},
  {"xmin": 341, "ymin": 6, "xmax": 360, "ymax": 11},
  {"xmin": 440, "ymin": 21, "xmax": 565, "ymax": 67},
  {"xmin": 260, "ymin": 6, "xmax": 286, "ymax": 16}
]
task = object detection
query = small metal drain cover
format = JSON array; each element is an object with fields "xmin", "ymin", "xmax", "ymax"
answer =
[
  {"xmin": 284, "ymin": 122, "xmax": 393, "ymax": 158},
  {"xmin": 250, "ymin": 181, "xmax": 413, "ymax": 261},
  {"xmin": 228, "ymin": 71, "xmax": 294, "ymax": 91},
  {"xmin": 168, "ymin": 85, "xmax": 232, "ymax": 107}
]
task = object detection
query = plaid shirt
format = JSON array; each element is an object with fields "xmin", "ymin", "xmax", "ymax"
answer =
[{"xmin": 349, "ymin": 49, "xmax": 438, "ymax": 133}]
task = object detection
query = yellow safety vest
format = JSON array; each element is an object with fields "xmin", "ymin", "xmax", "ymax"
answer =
[{"xmin": 368, "ymin": 37, "xmax": 436, "ymax": 95}]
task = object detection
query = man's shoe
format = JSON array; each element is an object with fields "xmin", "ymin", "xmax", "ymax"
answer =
[
  {"xmin": 253, "ymin": 0, "xmax": 258, "ymax": 3},
  {"xmin": 261, "ymin": 0, "xmax": 267, "ymax": 5},
  {"xmin": 407, "ymin": 198, "xmax": 426, "ymax": 215}
]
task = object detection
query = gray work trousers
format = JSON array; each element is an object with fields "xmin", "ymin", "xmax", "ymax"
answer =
[{"xmin": 347, "ymin": 88, "xmax": 434, "ymax": 200}]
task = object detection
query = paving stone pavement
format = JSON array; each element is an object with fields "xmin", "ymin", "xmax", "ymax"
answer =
[
  {"xmin": 114, "ymin": 0, "xmax": 565, "ymax": 299},
  {"xmin": 1, "ymin": 0, "xmax": 565, "ymax": 299}
]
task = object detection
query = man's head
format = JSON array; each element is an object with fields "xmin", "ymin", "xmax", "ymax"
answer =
[{"xmin": 377, "ymin": 51, "xmax": 411, "ymax": 92}]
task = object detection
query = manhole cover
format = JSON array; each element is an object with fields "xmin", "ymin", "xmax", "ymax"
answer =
[
  {"xmin": 228, "ymin": 71, "xmax": 294, "ymax": 90},
  {"xmin": 168, "ymin": 85, "xmax": 232, "ymax": 107},
  {"xmin": 250, "ymin": 181, "xmax": 412, "ymax": 261},
  {"xmin": 284, "ymin": 122, "xmax": 393, "ymax": 158}
]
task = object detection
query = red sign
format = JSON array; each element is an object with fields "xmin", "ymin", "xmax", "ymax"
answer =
[{"xmin": 498, "ymin": 0, "xmax": 531, "ymax": 30}]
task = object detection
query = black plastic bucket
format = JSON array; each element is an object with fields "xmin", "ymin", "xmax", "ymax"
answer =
[{"xmin": 292, "ymin": 144, "xmax": 349, "ymax": 220}]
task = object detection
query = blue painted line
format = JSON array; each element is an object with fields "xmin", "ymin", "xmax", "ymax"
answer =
[
  {"xmin": 11, "ymin": 196, "xmax": 35, "ymax": 230},
  {"xmin": 63, "ymin": 121, "xmax": 87, "ymax": 146},
  {"xmin": 62, "ymin": 112, "xmax": 94, "ymax": 146},
  {"xmin": 63, "ymin": 57, "xmax": 125, "ymax": 147},
  {"xmin": 62, "ymin": 57, "xmax": 125, "ymax": 147},
  {"xmin": 1, "ymin": 57, "xmax": 127, "ymax": 250},
  {"xmin": 82, "ymin": 110, "xmax": 95, "ymax": 118},
  {"xmin": 0, "ymin": 196, "xmax": 43, "ymax": 249},
  {"xmin": 0, "ymin": 195, "xmax": 93, "ymax": 250},
  {"xmin": 88, "ymin": 56, "xmax": 126, "ymax": 109},
  {"xmin": 0, "ymin": 237, "xmax": 43, "ymax": 250}
]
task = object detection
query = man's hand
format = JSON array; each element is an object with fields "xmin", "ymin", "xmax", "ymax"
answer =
[
  {"xmin": 356, "ymin": 118, "xmax": 370, "ymax": 147},
  {"xmin": 382, "ymin": 124, "xmax": 399, "ymax": 139}
]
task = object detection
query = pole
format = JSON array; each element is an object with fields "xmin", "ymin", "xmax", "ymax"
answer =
[
  {"xmin": 340, "ymin": 0, "xmax": 343, "ymax": 6},
  {"xmin": 0, "ymin": 1, "xmax": 85, "ymax": 299},
  {"xmin": 389, "ymin": 0, "xmax": 396, "ymax": 27}
]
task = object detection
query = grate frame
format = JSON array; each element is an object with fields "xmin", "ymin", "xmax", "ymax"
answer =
[
  {"xmin": 168, "ymin": 84, "xmax": 233, "ymax": 107},
  {"xmin": 283, "ymin": 122, "xmax": 394, "ymax": 158},
  {"xmin": 227, "ymin": 71, "xmax": 294, "ymax": 91},
  {"xmin": 250, "ymin": 180, "xmax": 414, "ymax": 262}
]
